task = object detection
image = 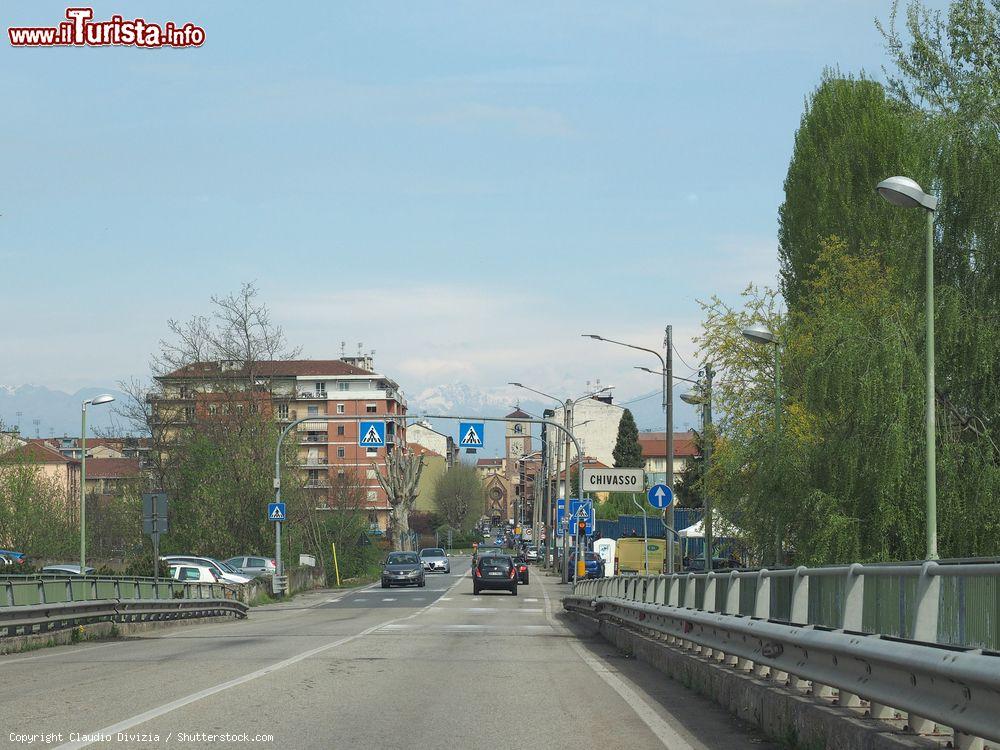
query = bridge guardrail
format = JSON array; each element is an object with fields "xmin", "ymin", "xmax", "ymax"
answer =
[
  {"xmin": 572, "ymin": 559, "xmax": 1000, "ymax": 651},
  {"xmin": 568, "ymin": 560, "xmax": 1000, "ymax": 747},
  {"xmin": 1, "ymin": 574, "xmax": 246, "ymax": 638}
]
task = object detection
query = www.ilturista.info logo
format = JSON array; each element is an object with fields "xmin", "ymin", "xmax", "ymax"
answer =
[{"xmin": 9, "ymin": 8, "xmax": 205, "ymax": 48}]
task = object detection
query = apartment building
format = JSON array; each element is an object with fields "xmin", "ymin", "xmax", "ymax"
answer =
[
  {"xmin": 639, "ymin": 430, "xmax": 701, "ymax": 483},
  {"xmin": 153, "ymin": 356, "xmax": 407, "ymax": 531}
]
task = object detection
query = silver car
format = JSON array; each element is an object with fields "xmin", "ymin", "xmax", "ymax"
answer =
[
  {"xmin": 419, "ymin": 547, "xmax": 450, "ymax": 573},
  {"xmin": 224, "ymin": 555, "xmax": 277, "ymax": 578}
]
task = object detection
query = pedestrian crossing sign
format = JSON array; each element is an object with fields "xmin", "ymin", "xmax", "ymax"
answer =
[
  {"xmin": 459, "ymin": 422, "xmax": 485, "ymax": 449},
  {"xmin": 358, "ymin": 420, "xmax": 386, "ymax": 447},
  {"xmin": 268, "ymin": 502, "xmax": 286, "ymax": 522}
]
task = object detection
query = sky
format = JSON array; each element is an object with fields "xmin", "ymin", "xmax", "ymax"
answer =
[{"xmin": 0, "ymin": 1, "xmax": 945, "ymax": 416}]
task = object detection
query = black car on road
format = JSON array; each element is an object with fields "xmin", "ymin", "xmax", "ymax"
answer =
[
  {"xmin": 381, "ymin": 552, "xmax": 426, "ymax": 588},
  {"xmin": 511, "ymin": 554, "xmax": 529, "ymax": 584},
  {"xmin": 473, "ymin": 555, "xmax": 517, "ymax": 596}
]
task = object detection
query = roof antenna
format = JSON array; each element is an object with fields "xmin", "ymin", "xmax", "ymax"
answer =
[{"xmin": 340, "ymin": 341, "xmax": 346, "ymax": 357}]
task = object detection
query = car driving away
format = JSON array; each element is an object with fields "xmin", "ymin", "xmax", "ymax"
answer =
[
  {"xmin": 473, "ymin": 554, "xmax": 517, "ymax": 596},
  {"xmin": 381, "ymin": 552, "xmax": 426, "ymax": 588},
  {"xmin": 524, "ymin": 546, "xmax": 539, "ymax": 563},
  {"xmin": 419, "ymin": 547, "xmax": 450, "ymax": 573},
  {"xmin": 511, "ymin": 553, "xmax": 529, "ymax": 584}
]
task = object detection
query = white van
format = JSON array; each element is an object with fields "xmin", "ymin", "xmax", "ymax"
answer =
[{"xmin": 593, "ymin": 538, "xmax": 616, "ymax": 578}]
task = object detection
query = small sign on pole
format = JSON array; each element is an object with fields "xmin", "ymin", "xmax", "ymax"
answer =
[
  {"xmin": 582, "ymin": 468, "xmax": 645, "ymax": 493},
  {"xmin": 458, "ymin": 422, "xmax": 485, "ymax": 449},
  {"xmin": 268, "ymin": 502, "xmax": 286, "ymax": 521},
  {"xmin": 358, "ymin": 421, "xmax": 386, "ymax": 448},
  {"xmin": 647, "ymin": 483, "xmax": 674, "ymax": 510}
]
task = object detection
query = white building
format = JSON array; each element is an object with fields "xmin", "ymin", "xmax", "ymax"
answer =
[{"xmin": 545, "ymin": 395, "xmax": 624, "ymax": 469}]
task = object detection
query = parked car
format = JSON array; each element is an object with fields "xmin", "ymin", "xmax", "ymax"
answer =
[
  {"xmin": 40, "ymin": 564, "xmax": 96, "ymax": 576},
  {"xmin": 473, "ymin": 554, "xmax": 517, "ymax": 596},
  {"xmin": 683, "ymin": 557, "xmax": 740, "ymax": 572},
  {"xmin": 419, "ymin": 548, "xmax": 450, "ymax": 573},
  {"xmin": 511, "ymin": 554, "xmax": 529, "ymax": 584},
  {"xmin": 381, "ymin": 552, "xmax": 426, "ymax": 588},
  {"xmin": 524, "ymin": 546, "xmax": 539, "ymax": 563},
  {"xmin": 170, "ymin": 563, "xmax": 220, "ymax": 583},
  {"xmin": 224, "ymin": 555, "xmax": 277, "ymax": 577},
  {"xmin": 161, "ymin": 555, "xmax": 250, "ymax": 584},
  {"xmin": 567, "ymin": 551, "xmax": 604, "ymax": 581},
  {"xmin": 0, "ymin": 549, "xmax": 28, "ymax": 566}
]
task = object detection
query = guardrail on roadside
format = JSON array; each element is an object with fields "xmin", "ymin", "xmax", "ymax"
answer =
[
  {"xmin": 568, "ymin": 560, "xmax": 1000, "ymax": 748},
  {"xmin": 1, "ymin": 574, "xmax": 247, "ymax": 638},
  {"xmin": 1, "ymin": 574, "xmax": 237, "ymax": 608}
]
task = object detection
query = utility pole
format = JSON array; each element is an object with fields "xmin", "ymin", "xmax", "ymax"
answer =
[
  {"xmin": 665, "ymin": 325, "xmax": 675, "ymax": 573},
  {"xmin": 703, "ymin": 363, "xmax": 714, "ymax": 572},
  {"xmin": 561, "ymin": 400, "xmax": 572, "ymax": 584}
]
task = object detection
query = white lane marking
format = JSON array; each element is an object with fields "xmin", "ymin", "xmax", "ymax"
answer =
[
  {"xmin": 541, "ymin": 586, "xmax": 694, "ymax": 750},
  {"xmin": 440, "ymin": 597, "xmax": 452, "ymax": 601},
  {"xmin": 0, "ymin": 642, "xmax": 118, "ymax": 667},
  {"xmin": 326, "ymin": 598, "xmax": 342, "ymax": 604},
  {"xmin": 56, "ymin": 569, "xmax": 472, "ymax": 750},
  {"xmin": 380, "ymin": 624, "xmax": 410, "ymax": 630},
  {"xmin": 382, "ymin": 598, "xmax": 397, "ymax": 602},
  {"xmin": 352, "ymin": 598, "xmax": 368, "ymax": 603},
  {"xmin": 525, "ymin": 598, "xmax": 539, "ymax": 602}
]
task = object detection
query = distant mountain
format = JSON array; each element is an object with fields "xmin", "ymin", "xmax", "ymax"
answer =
[{"xmin": 0, "ymin": 384, "xmax": 131, "ymax": 438}]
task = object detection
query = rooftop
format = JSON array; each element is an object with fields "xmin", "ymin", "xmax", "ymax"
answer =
[
  {"xmin": 159, "ymin": 359, "xmax": 377, "ymax": 380},
  {"xmin": 638, "ymin": 430, "xmax": 700, "ymax": 458}
]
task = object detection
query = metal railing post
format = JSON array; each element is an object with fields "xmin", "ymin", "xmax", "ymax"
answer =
[
  {"xmin": 906, "ymin": 561, "xmax": 942, "ymax": 734},
  {"xmin": 753, "ymin": 569, "xmax": 772, "ymax": 677}
]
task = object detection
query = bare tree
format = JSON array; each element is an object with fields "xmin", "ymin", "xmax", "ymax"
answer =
[
  {"xmin": 432, "ymin": 464, "xmax": 480, "ymax": 530},
  {"xmin": 373, "ymin": 449, "xmax": 424, "ymax": 551}
]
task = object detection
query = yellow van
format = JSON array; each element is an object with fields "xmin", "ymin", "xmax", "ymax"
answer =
[{"xmin": 615, "ymin": 537, "xmax": 665, "ymax": 575}]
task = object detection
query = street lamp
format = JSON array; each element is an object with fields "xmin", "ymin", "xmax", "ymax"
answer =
[
  {"xmin": 680, "ymin": 363, "xmax": 714, "ymax": 572},
  {"xmin": 584, "ymin": 329, "xmax": 677, "ymax": 572},
  {"xmin": 741, "ymin": 326, "xmax": 782, "ymax": 565},
  {"xmin": 81, "ymin": 394, "xmax": 115, "ymax": 575},
  {"xmin": 877, "ymin": 175, "xmax": 938, "ymax": 560}
]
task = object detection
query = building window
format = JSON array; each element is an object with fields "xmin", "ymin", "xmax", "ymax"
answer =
[
  {"xmin": 338, "ymin": 381, "xmax": 349, "ymax": 391},
  {"xmin": 236, "ymin": 404, "xmax": 244, "ymax": 415},
  {"xmin": 277, "ymin": 403, "xmax": 288, "ymax": 419},
  {"xmin": 337, "ymin": 447, "xmax": 346, "ymax": 458},
  {"xmin": 366, "ymin": 404, "xmax": 377, "ymax": 414},
  {"xmin": 367, "ymin": 491, "xmax": 377, "ymax": 502},
  {"xmin": 208, "ymin": 404, "xmax": 218, "ymax": 416},
  {"xmin": 366, "ymin": 468, "xmax": 376, "ymax": 480},
  {"xmin": 316, "ymin": 382, "xmax": 326, "ymax": 395},
  {"xmin": 337, "ymin": 404, "xmax": 345, "ymax": 414},
  {"xmin": 308, "ymin": 405, "xmax": 319, "ymax": 416},
  {"xmin": 337, "ymin": 425, "xmax": 345, "ymax": 436},
  {"xmin": 184, "ymin": 406, "xmax": 195, "ymax": 421},
  {"xmin": 337, "ymin": 470, "xmax": 346, "ymax": 479}
]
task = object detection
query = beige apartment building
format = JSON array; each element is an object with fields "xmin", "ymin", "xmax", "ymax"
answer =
[{"xmin": 153, "ymin": 355, "xmax": 407, "ymax": 531}]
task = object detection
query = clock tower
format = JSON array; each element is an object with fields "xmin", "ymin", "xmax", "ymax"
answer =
[{"xmin": 505, "ymin": 407, "xmax": 532, "ymax": 461}]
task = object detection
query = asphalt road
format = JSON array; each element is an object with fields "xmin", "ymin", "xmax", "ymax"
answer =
[{"xmin": 0, "ymin": 558, "xmax": 777, "ymax": 750}]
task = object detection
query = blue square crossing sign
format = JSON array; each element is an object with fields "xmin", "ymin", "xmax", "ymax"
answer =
[
  {"xmin": 268, "ymin": 502, "xmax": 286, "ymax": 522},
  {"xmin": 458, "ymin": 422, "xmax": 484, "ymax": 449},
  {"xmin": 358, "ymin": 421, "xmax": 386, "ymax": 448}
]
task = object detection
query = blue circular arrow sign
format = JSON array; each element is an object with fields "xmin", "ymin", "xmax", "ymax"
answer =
[{"xmin": 647, "ymin": 483, "xmax": 673, "ymax": 510}]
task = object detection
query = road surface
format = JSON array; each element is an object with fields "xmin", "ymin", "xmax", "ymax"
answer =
[{"xmin": 1, "ymin": 558, "xmax": 776, "ymax": 749}]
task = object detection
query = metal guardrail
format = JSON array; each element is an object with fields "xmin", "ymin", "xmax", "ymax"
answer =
[
  {"xmin": 1, "ymin": 598, "xmax": 248, "ymax": 638},
  {"xmin": 1, "ymin": 574, "xmax": 237, "ymax": 608},
  {"xmin": 569, "ymin": 560, "xmax": 1000, "ymax": 747},
  {"xmin": 1, "ymin": 574, "xmax": 247, "ymax": 638}
]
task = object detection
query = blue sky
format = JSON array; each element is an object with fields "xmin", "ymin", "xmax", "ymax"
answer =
[{"xmin": 1, "ymin": 1, "xmax": 943, "ymax": 412}]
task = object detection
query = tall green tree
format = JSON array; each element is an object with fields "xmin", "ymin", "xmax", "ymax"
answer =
[
  {"xmin": 612, "ymin": 409, "xmax": 643, "ymax": 468},
  {"xmin": 432, "ymin": 464, "xmax": 481, "ymax": 530}
]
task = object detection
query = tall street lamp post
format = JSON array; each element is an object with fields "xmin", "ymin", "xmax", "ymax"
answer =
[
  {"xmin": 877, "ymin": 175, "xmax": 939, "ymax": 561},
  {"xmin": 80, "ymin": 394, "xmax": 115, "ymax": 575},
  {"xmin": 585, "ymin": 328, "xmax": 676, "ymax": 571},
  {"xmin": 741, "ymin": 326, "xmax": 782, "ymax": 564},
  {"xmin": 681, "ymin": 363, "xmax": 714, "ymax": 572}
]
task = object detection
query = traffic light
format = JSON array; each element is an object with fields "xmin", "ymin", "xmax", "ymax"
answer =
[{"xmin": 578, "ymin": 519, "xmax": 587, "ymax": 535}]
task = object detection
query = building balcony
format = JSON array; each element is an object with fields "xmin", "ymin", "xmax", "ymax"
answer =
[
  {"xmin": 299, "ymin": 435, "xmax": 330, "ymax": 444},
  {"xmin": 304, "ymin": 480, "xmax": 331, "ymax": 489},
  {"xmin": 299, "ymin": 460, "xmax": 330, "ymax": 468},
  {"xmin": 296, "ymin": 391, "xmax": 327, "ymax": 400}
]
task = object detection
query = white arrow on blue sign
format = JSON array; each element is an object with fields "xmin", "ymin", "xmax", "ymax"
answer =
[
  {"xmin": 358, "ymin": 421, "xmax": 386, "ymax": 448},
  {"xmin": 268, "ymin": 502, "xmax": 286, "ymax": 521},
  {"xmin": 647, "ymin": 483, "xmax": 673, "ymax": 510}
]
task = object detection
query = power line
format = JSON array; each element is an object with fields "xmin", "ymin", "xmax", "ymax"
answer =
[
  {"xmin": 672, "ymin": 341, "xmax": 698, "ymax": 373},
  {"xmin": 621, "ymin": 389, "xmax": 662, "ymax": 405}
]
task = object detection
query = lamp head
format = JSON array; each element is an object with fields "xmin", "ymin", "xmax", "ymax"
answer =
[
  {"xmin": 508, "ymin": 382, "xmax": 523, "ymax": 388},
  {"xmin": 582, "ymin": 334, "xmax": 603, "ymax": 341},
  {"xmin": 741, "ymin": 327, "xmax": 779, "ymax": 346},
  {"xmin": 680, "ymin": 391, "xmax": 704, "ymax": 405},
  {"xmin": 876, "ymin": 176, "xmax": 937, "ymax": 211}
]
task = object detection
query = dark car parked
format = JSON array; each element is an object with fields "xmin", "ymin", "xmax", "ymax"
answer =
[
  {"xmin": 568, "ymin": 551, "xmax": 604, "ymax": 581},
  {"xmin": 381, "ymin": 552, "xmax": 426, "ymax": 588},
  {"xmin": 511, "ymin": 554, "xmax": 529, "ymax": 584},
  {"xmin": 473, "ymin": 555, "xmax": 517, "ymax": 596}
]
